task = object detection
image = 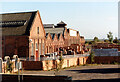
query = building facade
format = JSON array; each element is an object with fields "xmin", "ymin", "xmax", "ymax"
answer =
[
  {"xmin": 44, "ymin": 21, "xmax": 85, "ymax": 55},
  {"xmin": 92, "ymin": 42, "xmax": 120, "ymax": 51},
  {"xmin": 0, "ymin": 11, "xmax": 85, "ymax": 60},
  {"xmin": 0, "ymin": 10, "xmax": 45, "ymax": 60}
]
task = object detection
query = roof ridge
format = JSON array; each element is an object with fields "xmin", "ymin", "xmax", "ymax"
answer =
[{"xmin": 0, "ymin": 10, "xmax": 38, "ymax": 15}]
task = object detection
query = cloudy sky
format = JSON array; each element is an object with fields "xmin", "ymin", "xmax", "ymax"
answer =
[{"xmin": 0, "ymin": 0, "xmax": 118, "ymax": 39}]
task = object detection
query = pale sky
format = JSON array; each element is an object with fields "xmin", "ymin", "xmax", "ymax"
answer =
[{"xmin": 0, "ymin": 0, "xmax": 118, "ymax": 39}]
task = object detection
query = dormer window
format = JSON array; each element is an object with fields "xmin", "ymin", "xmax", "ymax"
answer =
[{"xmin": 37, "ymin": 27, "xmax": 39, "ymax": 34}]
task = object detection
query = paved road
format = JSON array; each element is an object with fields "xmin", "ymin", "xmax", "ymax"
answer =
[{"xmin": 23, "ymin": 64, "xmax": 120, "ymax": 81}]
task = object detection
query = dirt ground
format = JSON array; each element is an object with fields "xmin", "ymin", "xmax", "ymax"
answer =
[{"xmin": 23, "ymin": 64, "xmax": 120, "ymax": 81}]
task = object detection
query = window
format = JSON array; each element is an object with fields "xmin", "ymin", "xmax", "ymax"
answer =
[
  {"xmin": 37, "ymin": 27, "xmax": 39, "ymax": 34},
  {"xmin": 36, "ymin": 43, "xmax": 38, "ymax": 49},
  {"xmin": 39, "ymin": 43, "xmax": 41, "ymax": 55},
  {"xmin": 31, "ymin": 43, "xmax": 34, "ymax": 56}
]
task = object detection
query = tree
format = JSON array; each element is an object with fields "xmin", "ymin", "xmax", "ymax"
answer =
[
  {"xmin": 93, "ymin": 37, "xmax": 99, "ymax": 43},
  {"xmin": 107, "ymin": 31, "xmax": 113, "ymax": 43},
  {"xmin": 104, "ymin": 39, "xmax": 109, "ymax": 43},
  {"xmin": 113, "ymin": 37, "xmax": 119, "ymax": 44},
  {"xmin": 88, "ymin": 41, "xmax": 94, "ymax": 45},
  {"xmin": 56, "ymin": 55, "xmax": 64, "ymax": 71},
  {"xmin": 90, "ymin": 51, "xmax": 95, "ymax": 64},
  {"xmin": 85, "ymin": 41, "xmax": 89, "ymax": 44},
  {"xmin": 54, "ymin": 55, "xmax": 64, "ymax": 76}
]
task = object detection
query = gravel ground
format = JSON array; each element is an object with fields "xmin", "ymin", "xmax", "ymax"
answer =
[{"xmin": 23, "ymin": 64, "xmax": 120, "ymax": 81}]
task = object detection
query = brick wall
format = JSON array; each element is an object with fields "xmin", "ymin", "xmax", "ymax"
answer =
[
  {"xmin": 22, "ymin": 61, "xmax": 43, "ymax": 70},
  {"xmin": 42, "ymin": 60, "xmax": 53, "ymax": 70},
  {"xmin": 94, "ymin": 56, "xmax": 120, "ymax": 64},
  {"xmin": 22, "ymin": 55, "xmax": 120, "ymax": 70},
  {"xmin": 2, "ymin": 36, "xmax": 29, "ymax": 58},
  {"xmin": 29, "ymin": 11, "xmax": 45, "ymax": 58},
  {"xmin": 22, "ymin": 56, "xmax": 89, "ymax": 70}
]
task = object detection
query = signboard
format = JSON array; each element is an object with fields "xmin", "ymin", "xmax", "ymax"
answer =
[{"xmin": 70, "ymin": 30, "xmax": 77, "ymax": 36}]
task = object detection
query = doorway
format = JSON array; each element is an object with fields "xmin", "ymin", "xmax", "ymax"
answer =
[{"xmin": 35, "ymin": 50, "xmax": 38, "ymax": 61}]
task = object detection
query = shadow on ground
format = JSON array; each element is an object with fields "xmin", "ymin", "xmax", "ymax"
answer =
[
  {"xmin": 67, "ymin": 68, "xmax": 120, "ymax": 74},
  {"xmin": 73, "ymin": 78, "xmax": 120, "ymax": 82}
]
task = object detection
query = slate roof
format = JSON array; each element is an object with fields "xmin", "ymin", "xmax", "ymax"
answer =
[
  {"xmin": 57, "ymin": 21, "xmax": 66, "ymax": 25},
  {"xmin": 50, "ymin": 33, "xmax": 55, "ymax": 40},
  {"xmin": 80, "ymin": 36, "xmax": 84, "ymax": 38},
  {"xmin": 0, "ymin": 11, "xmax": 37, "ymax": 36},
  {"xmin": 55, "ymin": 21, "xmax": 66, "ymax": 28},
  {"xmin": 67, "ymin": 29, "xmax": 69, "ymax": 33},
  {"xmin": 43, "ymin": 24, "xmax": 54, "ymax": 28},
  {"xmin": 43, "ymin": 21, "xmax": 67, "ymax": 36},
  {"xmin": 45, "ymin": 33, "xmax": 49, "ymax": 38},
  {"xmin": 57, "ymin": 33, "xmax": 61, "ymax": 40},
  {"xmin": 46, "ymin": 33, "xmax": 63, "ymax": 40},
  {"xmin": 44, "ymin": 27, "xmax": 65, "ymax": 35},
  {"xmin": 45, "ymin": 33, "xmax": 55, "ymax": 40}
]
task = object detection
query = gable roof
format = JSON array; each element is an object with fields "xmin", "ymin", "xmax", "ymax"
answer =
[
  {"xmin": 0, "ymin": 11, "xmax": 37, "ymax": 36},
  {"xmin": 44, "ymin": 27, "xmax": 65, "ymax": 35},
  {"xmin": 57, "ymin": 33, "xmax": 61, "ymax": 40},
  {"xmin": 50, "ymin": 33, "xmax": 56, "ymax": 40},
  {"xmin": 46, "ymin": 33, "xmax": 49, "ymax": 38},
  {"xmin": 45, "ymin": 33, "xmax": 52, "ymax": 40},
  {"xmin": 57, "ymin": 21, "xmax": 66, "ymax": 25}
]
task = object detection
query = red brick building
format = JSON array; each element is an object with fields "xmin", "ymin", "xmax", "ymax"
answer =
[
  {"xmin": 0, "ymin": 11, "xmax": 85, "ymax": 59},
  {"xmin": 0, "ymin": 10, "xmax": 46, "ymax": 60},
  {"xmin": 44, "ymin": 21, "xmax": 85, "ymax": 55},
  {"xmin": 92, "ymin": 43, "xmax": 120, "ymax": 63},
  {"xmin": 92, "ymin": 42, "xmax": 120, "ymax": 51}
]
